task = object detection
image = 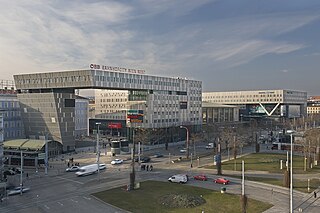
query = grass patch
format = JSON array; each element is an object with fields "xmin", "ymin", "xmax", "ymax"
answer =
[
  {"xmin": 204, "ymin": 153, "xmax": 320, "ymax": 174},
  {"xmin": 92, "ymin": 180, "xmax": 272, "ymax": 213},
  {"xmin": 226, "ymin": 175, "xmax": 320, "ymax": 193}
]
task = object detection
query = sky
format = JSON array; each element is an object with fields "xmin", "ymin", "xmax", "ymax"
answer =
[{"xmin": 0, "ymin": 0, "xmax": 320, "ymax": 95}]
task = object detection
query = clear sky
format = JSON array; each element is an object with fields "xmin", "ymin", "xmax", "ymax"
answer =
[{"xmin": 0, "ymin": 0, "xmax": 319, "ymax": 95}]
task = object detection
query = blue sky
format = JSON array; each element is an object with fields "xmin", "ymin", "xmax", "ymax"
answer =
[{"xmin": 0, "ymin": 0, "xmax": 319, "ymax": 95}]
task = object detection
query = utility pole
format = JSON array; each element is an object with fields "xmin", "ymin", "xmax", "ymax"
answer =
[
  {"xmin": 96, "ymin": 122, "xmax": 101, "ymax": 181},
  {"xmin": 129, "ymin": 128, "xmax": 136, "ymax": 190},
  {"xmin": 290, "ymin": 134, "xmax": 293, "ymax": 213},
  {"xmin": 20, "ymin": 150, "xmax": 23, "ymax": 195},
  {"xmin": 45, "ymin": 133, "xmax": 48, "ymax": 176},
  {"xmin": 241, "ymin": 160, "xmax": 247, "ymax": 213},
  {"xmin": 180, "ymin": 126, "xmax": 189, "ymax": 159},
  {"xmin": 217, "ymin": 138, "xmax": 222, "ymax": 175}
]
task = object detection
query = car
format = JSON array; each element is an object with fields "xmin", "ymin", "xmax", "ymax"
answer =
[
  {"xmin": 111, "ymin": 159, "xmax": 123, "ymax": 165},
  {"xmin": 194, "ymin": 174, "xmax": 208, "ymax": 181},
  {"xmin": 99, "ymin": 163, "xmax": 107, "ymax": 170},
  {"xmin": 141, "ymin": 156, "xmax": 151, "ymax": 163},
  {"xmin": 135, "ymin": 156, "xmax": 151, "ymax": 163},
  {"xmin": 153, "ymin": 153, "xmax": 164, "ymax": 158},
  {"xmin": 4, "ymin": 170, "xmax": 16, "ymax": 176},
  {"xmin": 168, "ymin": 174, "xmax": 188, "ymax": 183},
  {"xmin": 214, "ymin": 178, "xmax": 230, "ymax": 185},
  {"xmin": 205, "ymin": 143, "xmax": 214, "ymax": 149},
  {"xmin": 179, "ymin": 148, "xmax": 187, "ymax": 153},
  {"xmin": 7, "ymin": 186, "xmax": 30, "ymax": 196},
  {"xmin": 66, "ymin": 166, "xmax": 80, "ymax": 172}
]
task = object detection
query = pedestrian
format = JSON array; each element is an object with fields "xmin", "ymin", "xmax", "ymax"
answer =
[
  {"xmin": 146, "ymin": 164, "xmax": 149, "ymax": 171},
  {"xmin": 314, "ymin": 191, "xmax": 317, "ymax": 198},
  {"xmin": 67, "ymin": 162, "xmax": 70, "ymax": 167},
  {"xmin": 26, "ymin": 172, "xmax": 29, "ymax": 179},
  {"xmin": 150, "ymin": 164, "xmax": 153, "ymax": 171}
]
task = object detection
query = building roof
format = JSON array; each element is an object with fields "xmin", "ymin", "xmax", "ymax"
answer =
[{"xmin": 3, "ymin": 139, "xmax": 50, "ymax": 151}]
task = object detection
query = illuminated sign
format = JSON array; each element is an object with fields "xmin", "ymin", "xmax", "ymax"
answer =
[
  {"xmin": 127, "ymin": 110, "xmax": 144, "ymax": 123},
  {"xmin": 108, "ymin": 123, "xmax": 122, "ymax": 129},
  {"xmin": 90, "ymin": 64, "xmax": 145, "ymax": 74}
]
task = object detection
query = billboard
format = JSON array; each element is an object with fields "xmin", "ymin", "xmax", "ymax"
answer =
[
  {"xmin": 108, "ymin": 123, "xmax": 122, "ymax": 129},
  {"xmin": 127, "ymin": 110, "xmax": 144, "ymax": 123}
]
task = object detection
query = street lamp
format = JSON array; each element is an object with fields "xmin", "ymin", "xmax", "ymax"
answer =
[
  {"xmin": 290, "ymin": 133, "xmax": 293, "ymax": 213},
  {"xmin": 96, "ymin": 122, "xmax": 101, "ymax": 181},
  {"xmin": 180, "ymin": 126, "xmax": 189, "ymax": 159},
  {"xmin": 20, "ymin": 149, "xmax": 23, "ymax": 195}
]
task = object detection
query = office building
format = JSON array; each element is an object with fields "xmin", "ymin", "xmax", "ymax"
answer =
[
  {"xmin": 203, "ymin": 89, "xmax": 307, "ymax": 119},
  {"xmin": 14, "ymin": 65, "xmax": 202, "ymax": 151}
]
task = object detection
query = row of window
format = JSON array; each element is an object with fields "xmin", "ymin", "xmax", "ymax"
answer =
[
  {"xmin": 204, "ymin": 94, "xmax": 283, "ymax": 99},
  {"xmin": 207, "ymin": 98, "xmax": 282, "ymax": 103},
  {"xmin": 0, "ymin": 101, "xmax": 19, "ymax": 108},
  {"xmin": 0, "ymin": 110, "xmax": 21, "ymax": 118},
  {"xmin": 18, "ymin": 75, "xmax": 92, "ymax": 84}
]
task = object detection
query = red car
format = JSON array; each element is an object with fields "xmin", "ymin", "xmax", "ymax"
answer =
[
  {"xmin": 214, "ymin": 178, "xmax": 230, "ymax": 185},
  {"xmin": 194, "ymin": 175, "xmax": 207, "ymax": 181}
]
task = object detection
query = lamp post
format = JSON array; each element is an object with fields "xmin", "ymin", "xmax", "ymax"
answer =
[
  {"xmin": 290, "ymin": 133, "xmax": 293, "ymax": 213},
  {"xmin": 44, "ymin": 133, "xmax": 48, "ymax": 176},
  {"xmin": 20, "ymin": 149, "xmax": 23, "ymax": 195},
  {"xmin": 180, "ymin": 126, "xmax": 189, "ymax": 159},
  {"xmin": 96, "ymin": 122, "xmax": 101, "ymax": 181},
  {"xmin": 129, "ymin": 128, "xmax": 136, "ymax": 190}
]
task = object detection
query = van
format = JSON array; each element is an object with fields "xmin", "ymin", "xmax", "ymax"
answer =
[
  {"xmin": 75, "ymin": 164, "xmax": 106, "ymax": 177},
  {"xmin": 168, "ymin": 174, "xmax": 188, "ymax": 183}
]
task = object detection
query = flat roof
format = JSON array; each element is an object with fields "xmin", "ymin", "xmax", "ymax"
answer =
[{"xmin": 4, "ymin": 139, "xmax": 50, "ymax": 151}]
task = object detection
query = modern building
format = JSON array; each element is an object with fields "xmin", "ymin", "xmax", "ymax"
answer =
[
  {"xmin": 75, "ymin": 95, "xmax": 89, "ymax": 139},
  {"xmin": 202, "ymin": 102, "xmax": 239, "ymax": 124},
  {"xmin": 0, "ymin": 81, "xmax": 25, "ymax": 140},
  {"xmin": 203, "ymin": 89, "xmax": 307, "ymax": 120},
  {"xmin": 14, "ymin": 65, "xmax": 202, "ymax": 151},
  {"xmin": 0, "ymin": 110, "xmax": 4, "ymax": 183}
]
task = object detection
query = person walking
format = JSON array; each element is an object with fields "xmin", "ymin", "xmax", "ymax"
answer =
[
  {"xmin": 150, "ymin": 164, "xmax": 153, "ymax": 171},
  {"xmin": 146, "ymin": 164, "xmax": 149, "ymax": 171}
]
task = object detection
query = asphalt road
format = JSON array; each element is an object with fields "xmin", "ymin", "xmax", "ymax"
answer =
[{"xmin": 1, "ymin": 143, "xmax": 319, "ymax": 213}]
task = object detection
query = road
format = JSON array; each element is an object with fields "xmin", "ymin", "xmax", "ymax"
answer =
[{"xmin": 1, "ymin": 143, "xmax": 319, "ymax": 213}]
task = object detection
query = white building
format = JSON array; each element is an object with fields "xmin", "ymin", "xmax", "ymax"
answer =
[{"xmin": 203, "ymin": 89, "xmax": 307, "ymax": 119}]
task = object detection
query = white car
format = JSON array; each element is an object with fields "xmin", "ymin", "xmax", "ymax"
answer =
[
  {"xmin": 179, "ymin": 148, "xmax": 187, "ymax": 153},
  {"xmin": 7, "ymin": 187, "xmax": 30, "ymax": 196},
  {"xmin": 111, "ymin": 159, "xmax": 123, "ymax": 165},
  {"xmin": 168, "ymin": 174, "xmax": 188, "ymax": 183},
  {"xmin": 99, "ymin": 163, "xmax": 107, "ymax": 170},
  {"xmin": 66, "ymin": 166, "xmax": 80, "ymax": 172},
  {"xmin": 205, "ymin": 143, "xmax": 214, "ymax": 149}
]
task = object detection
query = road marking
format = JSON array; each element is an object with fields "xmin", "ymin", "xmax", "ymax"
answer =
[
  {"xmin": 58, "ymin": 201, "xmax": 64, "ymax": 206},
  {"xmin": 44, "ymin": 205, "xmax": 50, "ymax": 209},
  {"xmin": 55, "ymin": 176, "xmax": 84, "ymax": 184},
  {"xmin": 83, "ymin": 196, "xmax": 91, "ymax": 200}
]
